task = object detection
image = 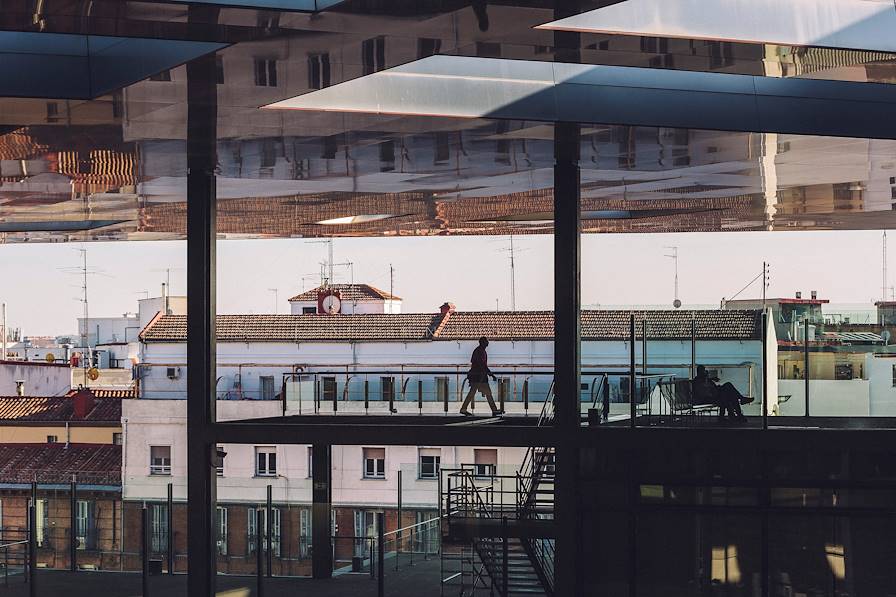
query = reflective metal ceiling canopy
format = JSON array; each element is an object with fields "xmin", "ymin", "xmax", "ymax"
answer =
[{"xmin": 539, "ymin": 0, "xmax": 896, "ymax": 53}]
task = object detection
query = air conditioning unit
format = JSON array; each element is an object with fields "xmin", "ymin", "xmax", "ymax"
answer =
[{"xmin": 166, "ymin": 367, "xmax": 181, "ymax": 380}]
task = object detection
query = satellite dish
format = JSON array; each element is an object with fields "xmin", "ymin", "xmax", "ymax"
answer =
[
  {"xmin": 87, "ymin": 368, "xmax": 100, "ymax": 381},
  {"xmin": 673, "ymin": 299, "xmax": 682, "ymax": 309},
  {"xmin": 45, "ymin": 354, "xmax": 55, "ymax": 363}
]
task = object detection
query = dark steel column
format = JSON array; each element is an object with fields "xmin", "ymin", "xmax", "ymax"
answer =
[
  {"xmin": 167, "ymin": 483, "xmax": 174, "ymax": 574},
  {"xmin": 804, "ymin": 318, "xmax": 810, "ymax": 417},
  {"xmin": 185, "ymin": 15, "xmax": 219, "ymax": 596},
  {"xmin": 266, "ymin": 485, "xmax": 273, "ymax": 577},
  {"xmin": 762, "ymin": 312, "xmax": 769, "ymax": 429},
  {"xmin": 142, "ymin": 506, "xmax": 150, "ymax": 597},
  {"xmin": 553, "ymin": 111, "xmax": 582, "ymax": 596},
  {"xmin": 70, "ymin": 476, "xmax": 76, "ymax": 571},
  {"xmin": 311, "ymin": 443, "xmax": 333, "ymax": 578}
]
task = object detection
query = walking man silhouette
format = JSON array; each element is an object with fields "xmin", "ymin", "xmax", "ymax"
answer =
[{"xmin": 460, "ymin": 337, "xmax": 503, "ymax": 417}]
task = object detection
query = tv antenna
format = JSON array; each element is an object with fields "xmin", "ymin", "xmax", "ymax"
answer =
[
  {"xmin": 58, "ymin": 248, "xmax": 112, "ymax": 385},
  {"xmin": 664, "ymin": 246, "xmax": 681, "ymax": 309},
  {"xmin": 308, "ymin": 238, "xmax": 335, "ymax": 286}
]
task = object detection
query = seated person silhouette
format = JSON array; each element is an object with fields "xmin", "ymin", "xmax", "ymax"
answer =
[{"xmin": 692, "ymin": 365, "xmax": 748, "ymax": 422}]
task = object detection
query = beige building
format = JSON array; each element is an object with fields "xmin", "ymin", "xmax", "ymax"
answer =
[{"xmin": 0, "ymin": 388, "xmax": 122, "ymax": 444}]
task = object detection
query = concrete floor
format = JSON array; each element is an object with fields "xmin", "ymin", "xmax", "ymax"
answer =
[{"xmin": 0, "ymin": 559, "xmax": 442, "ymax": 597}]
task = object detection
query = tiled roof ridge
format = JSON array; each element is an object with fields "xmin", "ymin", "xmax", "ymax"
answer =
[
  {"xmin": 138, "ymin": 309, "xmax": 164, "ymax": 342},
  {"xmin": 429, "ymin": 309, "xmax": 453, "ymax": 338},
  {"xmin": 287, "ymin": 283, "xmax": 401, "ymax": 302}
]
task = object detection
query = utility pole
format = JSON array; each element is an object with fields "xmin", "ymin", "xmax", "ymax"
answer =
[
  {"xmin": 762, "ymin": 261, "xmax": 768, "ymax": 310},
  {"xmin": 509, "ymin": 234, "xmax": 516, "ymax": 312},
  {"xmin": 268, "ymin": 289, "xmax": 279, "ymax": 314},
  {"xmin": 79, "ymin": 248, "xmax": 90, "ymax": 384}
]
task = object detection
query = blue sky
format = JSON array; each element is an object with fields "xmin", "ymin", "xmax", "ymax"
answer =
[{"xmin": 0, "ymin": 230, "xmax": 888, "ymax": 335}]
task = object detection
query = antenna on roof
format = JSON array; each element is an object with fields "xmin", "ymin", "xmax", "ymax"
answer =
[
  {"xmin": 268, "ymin": 288, "xmax": 279, "ymax": 314},
  {"xmin": 389, "ymin": 264, "xmax": 395, "ymax": 314},
  {"xmin": 308, "ymin": 238, "xmax": 335, "ymax": 287},
  {"xmin": 883, "ymin": 231, "xmax": 889, "ymax": 302},
  {"xmin": 664, "ymin": 246, "xmax": 681, "ymax": 309}
]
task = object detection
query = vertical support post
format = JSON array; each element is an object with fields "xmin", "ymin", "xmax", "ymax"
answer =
[
  {"xmin": 629, "ymin": 315, "xmax": 636, "ymax": 428},
  {"xmin": 762, "ymin": 311, "xmax": 769, "ymax": 429},
  {"xmin": 690, "ymin": 316, "xmax": 696, "ymax": 378},
  {"xmin": 70, "ymin": 476, "xmax": 77, "ymax": 572},
  {"xmin": 167, "ymin": 483, "xmax": 174, "ymax": 574},
  {"xmin": 142, "ymin": 506, "xmax": 150, "ymax": 597},
  {"xmin": 266, "ymin": 485, "xmax": 273, "ymax": 577},
  {"xmin": 502, "ymin": 516, "xmax": 509, "ymax": 594},
  {"xmin": 281, "ymin": 378, "xmax": 287, "ymax": 416},
  {"xmin": 256, "ymin": 509, "xmax": 264, "ymax": 597},
  {"xmin": 28, "ymin": 503, "xmax": 35, "ymax": 597},
  {"xmin": 553, "ymin": 104, "xmax": 582, "ymax": 597},
  {"xmin": 311, "ymin": 444, "xmax": 333, "ymax": 579},
  {"xmin": 185, "ymin": 18, "xmax": 219, "ymax": 596},
  {"xmin": 397, "ymin": 469, "xmax": 403, "ymax": 560},
  {"xmin": 418, "ymin": 379, "xmax": 423, "ymax": 414},
  {"xmin": 804, "ymin": 318, "xmax": 810, "ymax": 417},
  {"xmin": 377, "ymin": 512, "xmax": 385, "ymax": 597},
  {"xmin": 364, "ymin": 379, "xmax": 369, "ymax": 413}
]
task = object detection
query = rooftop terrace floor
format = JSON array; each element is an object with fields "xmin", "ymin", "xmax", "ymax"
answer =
[{"xmin": 2, "ymin": 562, "xmax": 441, "ymax": 597}]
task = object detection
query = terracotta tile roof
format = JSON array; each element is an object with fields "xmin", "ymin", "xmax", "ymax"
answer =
[
  {"xmin": 0, "ymin": 397, "xmax": 121, "ymax": 422},
  {"xmin": 0, "ymin": 444, "xmax": 120, "ymax": 486},
  {"xmin": 141, "ymin": 310, "xmax": 762, "ymax": 342},
  {"xmin": 288, "ymin": 284, "xmax": 401, "ymax": 302},
  {"xmin": 436, "ymin": 310, "xmax": 762, "ymax": 340},
  {"xmin": 141, "ymin": 314, "xmax": 441, "ymax": 342},
  {"xmin": 65, "ymin": 388, "xmax": 136, "ymax": 399}
]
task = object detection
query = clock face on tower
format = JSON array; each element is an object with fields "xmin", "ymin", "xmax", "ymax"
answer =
[{"xmin": 322, "ymin": 294, "xmax": 342, "ymax": 314}]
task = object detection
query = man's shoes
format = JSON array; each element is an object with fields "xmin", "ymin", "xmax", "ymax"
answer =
[
  {"xmin": 460, "ymin": 410, "xmax": 473, "ymax": 417},
  {"xmin": 739, "ymin": 396, "xmax": 755, "ymax": 405},
  {"xmin": 492, "ymin": 410, "xmax": 505, "ymax": 416}
]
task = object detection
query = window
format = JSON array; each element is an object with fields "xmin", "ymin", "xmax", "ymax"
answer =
[
  {"xmin": 302, "ymin": 306, "xmax": 317, "ymax": 314},
  {"xmin": 46, "ymin": 435, "xmax": 57, "ymax": 443},
  {"xmin": 34, "ymin": 499, "xmax": 48, "ymax": 547},
  {"xmin": 260, "ymin": 376, "xmax": 275, "ymax": 401},
  {"xmin": 708, "ymin": 41, "xmax": 734, "ymax": 69},
  {"xmin": 475, "ymin": 41, "xmax": 502, "ymax": 58},
  {"xmin": 46, "ymin": 102, "xmax": 59, "ymax": 123},
  {"xmin": 248, "ymin": 507, "xmax": 281, "ymax": 556},
  {"xmin": 891, "ymin": 364, "xmax": 896, "ymax": 387},
  {"xmin": 254, "ymin": 58, "xmax": 278, "ymax": 87},
  {"xmin": 216, "ymin": 507, "xmax": 228, "ymax": 555},
  {"xmin": 150, "ymin": 446, "xmax": 171, "ymax": 475},
  {"xmin": 363, "ymin": 447, "xmax": 386, "ymax": 479},
  {"xmin": 379, "ymin": 140, "xmax": 395, "ymax": 172},
  {"xmin": 307, "ymin": 446, "xmax": 313, "ymax": 478},
  {"xmin": 322, "ymin": 377, "xmax": 337, "ymax": 401},
  {"xmin": 75, "ymin": 500, "xmax": 95, "ymax": 550},
  {"xmin": 149, "ymin": 69, "xmax": 172, "ymax": 82},
  {"xmin": 474, "ymin": 449, "xmax": 497, "ymax": 477},
  {"xmin": 497, "ymin": 378, "xmax": 511, "ymax": 403},
  {"xmin": 418, "ymin": 448, "xmax": 440, "ymax": 480},
  {"xmin": 256, "ymin": 447, "xmax": 277, "ymax": 477},
  {"xmin": 216, "ymin": 445, "xmax": 225, "ymax": 477},
  {"xmin": 362, "ymin": 37, "xmax": 386, "ymax": 75},
  {"xmin": 150, "ymin": 504, "xmax": 168, "ymax": 553},
  {"xmin": 381, "ymin": 376, "xmax": 395, "ymax": 402},
  {"xmin": 417, "ymin": 37, "xmax": 441, "ymax": 59},
  {"xmin": 353, "ymin": 510, "xmax": 377, "ymax": 557},
  {"xmin": 434, "ymin": 133, "xmax": 450, "ymax": 165},
  {"xmin": 113, "ymin": 432, "xmax": 123, "ymax": 445},
  {"xmin": 215, "ymin": 55, "xmax": 225, "ymax": 85},
  {"xmin": 299, "ymin": 508, "xmax": 312, "ymax": 558},
  {"xmin": 435, "ymin": 376, "xmax": 450, "ymax": 402},
  {"xmin": 308, "ymin": 53, "xmax": 331, "ymax": 89},
  {"xmin": 415, "ymin": 511, "xmax": 438, "ymax": 554}
]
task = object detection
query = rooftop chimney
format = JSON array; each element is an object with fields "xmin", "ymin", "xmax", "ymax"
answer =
[
  {"xmin": 72, "ymin": 387, "xmax": 95, "ymax": 419},
  {"xmin": 811, "ymin": 290, "xmax": 817, "ymax": 300},
  {"xmin": 440, "ymin": 302, "xmax": 456, "ymax": 315},
  {"xmin": 795, "ymin": 291, "xmax": 802, "ymax": 299}
]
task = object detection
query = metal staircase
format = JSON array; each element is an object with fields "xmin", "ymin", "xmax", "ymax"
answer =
[{"xmin": 441, "ymin": 383, "xmax": 557, "ymax": 597}]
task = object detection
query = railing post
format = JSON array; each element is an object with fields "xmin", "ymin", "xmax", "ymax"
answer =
[
  {"xmin": 142, "ymin": 505, "xmax": 150, "ymax": 597},
  {"xmin": 523, "ymin": 379, "xmax": 529, "ymax": 415},
  {"xmin": 397, "ymin": 469, "xmax": 403, "ymax": 570},
  {"xmin": 418, "ymin": 379, "xmax": 423, "ymax": 414},
  {"xmin": 364, "ymin": 379, "xmax": 369, "ymax": 414},
  {"xmin": 762, "ymin": 311, "xmax": 769, "ymax": 429},
  {"xmin": 256, "ymin": 508, "xmax": 264, "ymax": 597},
  {"xmin": 377, "ymin": 512, "xmax": 385, "ymax": 597}
]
